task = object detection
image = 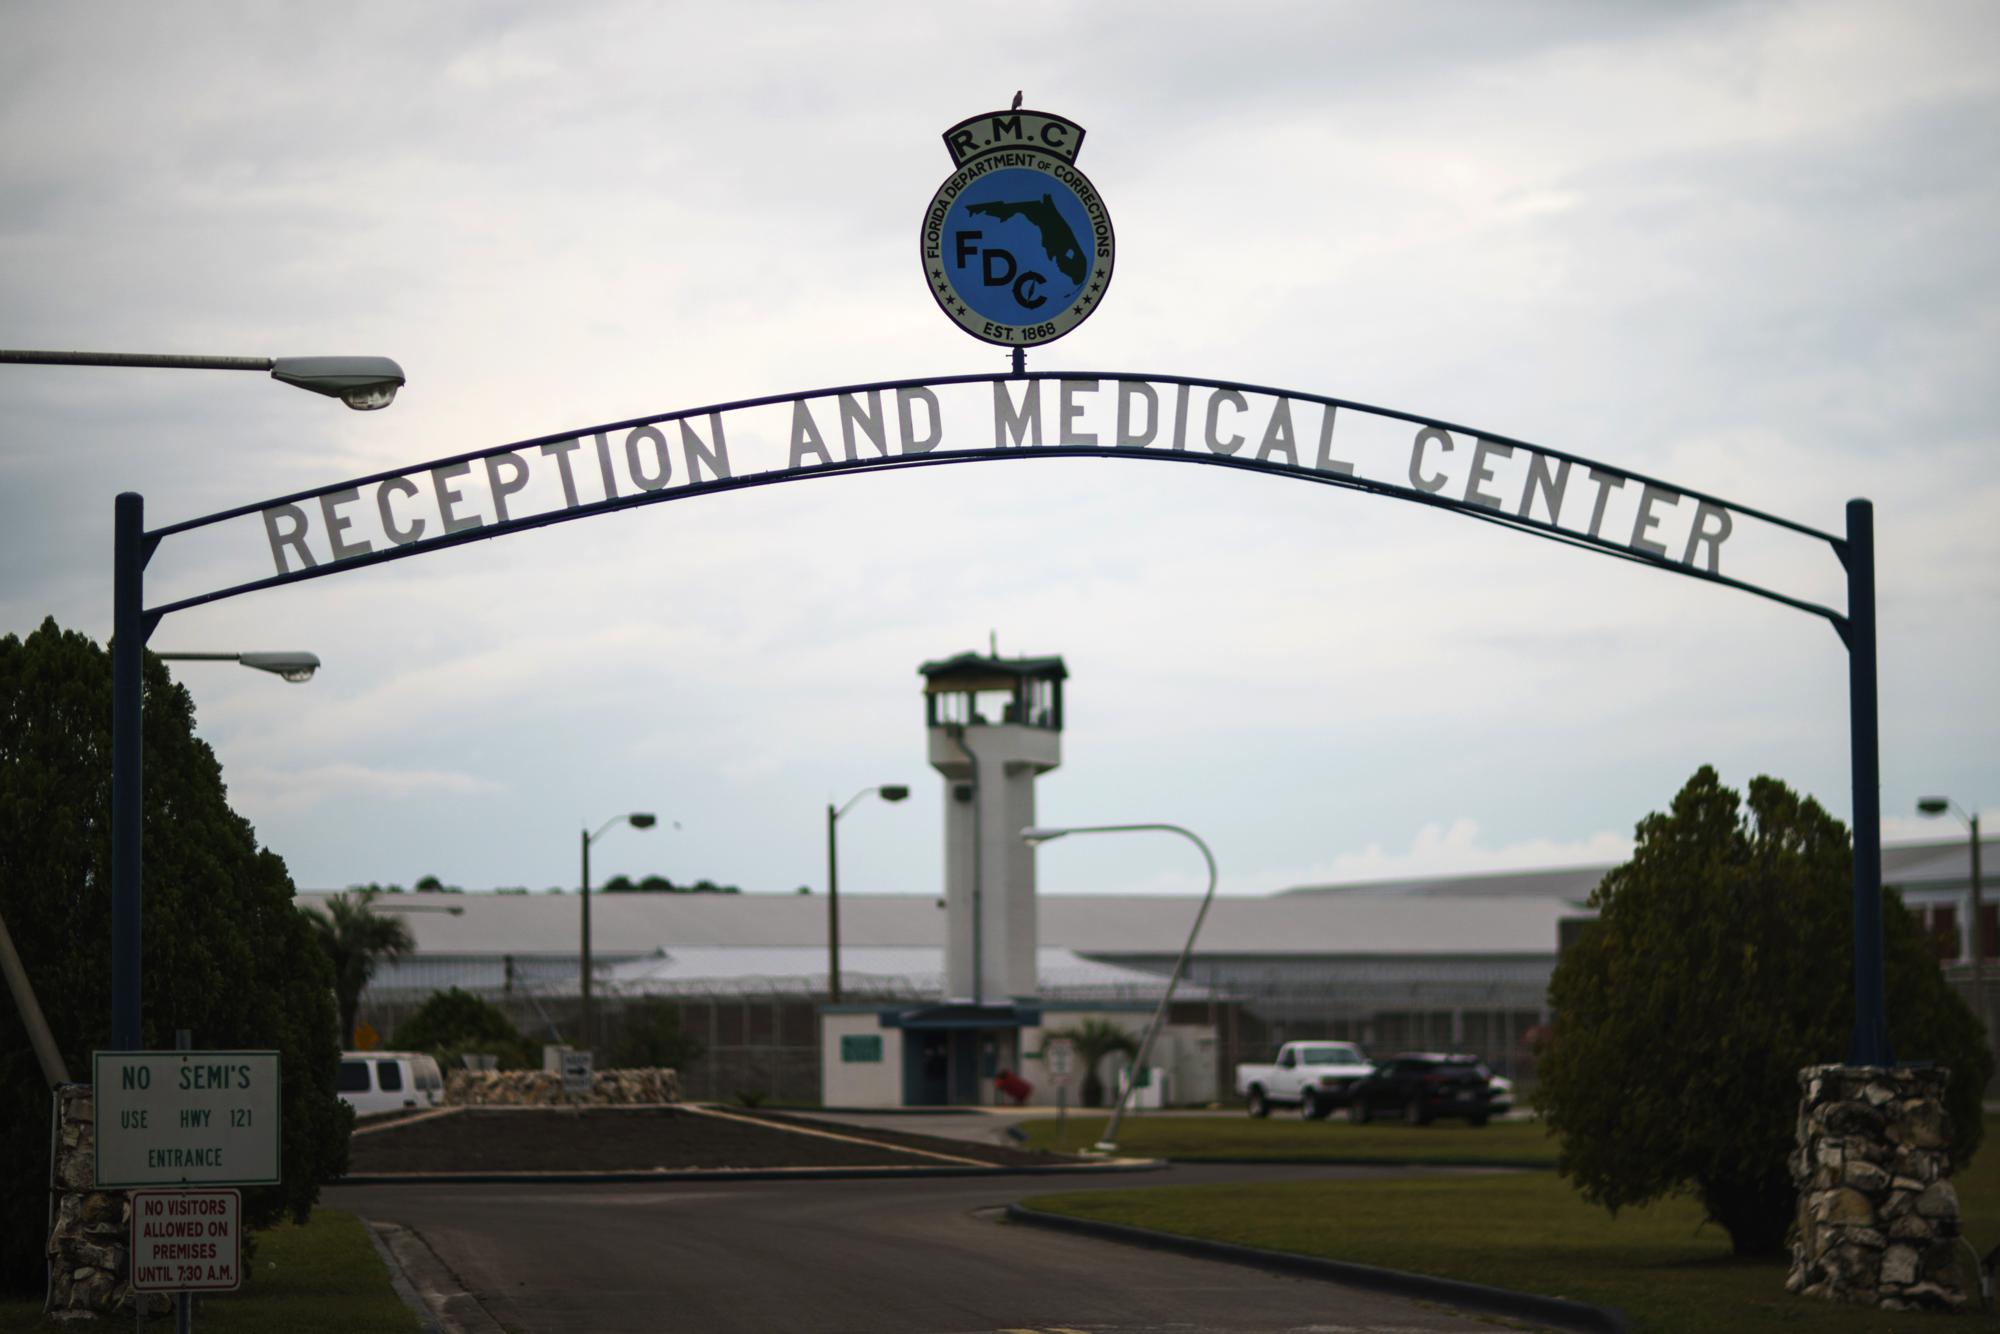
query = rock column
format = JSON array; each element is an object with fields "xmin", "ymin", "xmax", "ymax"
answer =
[
  {"xmin": 1788, "ymin": 1063, "xmax": 1964, "ymax": 1311},
  {"xmin": 45, "ymin": 1083, "xmax": 166, "ymax": 1320}
]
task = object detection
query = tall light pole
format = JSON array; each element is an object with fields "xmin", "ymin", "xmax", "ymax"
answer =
[
  {"xmin": 581, "ymin": 812, "xmax": 657, "ymax": 1050},
  {"xmin": 1919, "ymin": 796, "xmax": 1987, "ymax": 1042},
  {"xmin": 1, "ymin": 350, "xmax": 406, "ymax": 410},
  {"xmin": 11, "ymin": 351, "xmax": 409, "ymax": 1051},
  {"xmin": 157, "ymin": 651, "xmax": 322, "ymax": 683},
  {"xmin": 826, "ymin": 784, "xmax": 909, "ymax": 1003},
  {"xmin": 1021, "ymin": 822, "xmax": 1218, "ymax": 1153}
]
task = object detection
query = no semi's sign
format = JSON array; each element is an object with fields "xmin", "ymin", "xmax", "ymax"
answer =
[{"xmin": 94, "ymin": 1051, "xmax": 281, "ymax": 1188}]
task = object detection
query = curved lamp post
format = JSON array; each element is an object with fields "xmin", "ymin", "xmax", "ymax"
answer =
[
  {"xmin": 826, "ymin": 784, "xmax": 909, "ymax": 1003},
  {"xmin": 0, "ymin": 349, "xmax": 406, "ymax": 410},
  {"xmin": 1919, "ymin": 796, "xmax": 1987, "ymax": 1042},
  {"xmin": 581, "ymin": 812, "xmax": 657, "ymax": 1049},
  {"xmin": 1021, "ymin": 822, "xmax": 1218, "ymax": 1153},
  {"xmin": 3, "ymin": 347, "xmax": 401, "ymax": 1051},
  {"xmin": 157, "ymin": 650, "xmax": 321, "ymax": 683}
]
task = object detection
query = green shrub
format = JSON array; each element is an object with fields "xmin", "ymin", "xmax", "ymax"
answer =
[
  {"xmin": 1537, "ymin": 766, "xmax": 1990, "ymax": 1257},
  {"xmin": 391, "ymin": 988, "xmax": 537, "ymax": 1070}
]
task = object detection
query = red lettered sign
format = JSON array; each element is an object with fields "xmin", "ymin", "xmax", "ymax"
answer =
[{"xmin": 130, "ymin": 1189, "xmax": 240, "ymax": 1292}]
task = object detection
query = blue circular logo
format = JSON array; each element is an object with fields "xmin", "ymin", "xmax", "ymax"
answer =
[{"xmin": 922, "ymin": 148, "xmax": 1114, "ymax": 347}]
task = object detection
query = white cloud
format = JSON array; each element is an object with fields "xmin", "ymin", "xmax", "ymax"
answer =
[{"xmin": 231, "ymin": 763, "xmax": 504, "ymax": 816}]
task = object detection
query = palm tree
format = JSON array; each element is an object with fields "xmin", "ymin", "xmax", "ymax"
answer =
[
  {"xmin": 304, "ymin": 889, "xmax": 415, "ymax": 1046},
  {"xmin": 1047, "ymin": 1016, "xmax": 1139, "ymax": 1108}
]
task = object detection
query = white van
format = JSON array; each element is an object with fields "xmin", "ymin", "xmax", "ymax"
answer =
[{"xmin": 338, "ymin": 1050, "xmax": 444, "ymax": 1117}]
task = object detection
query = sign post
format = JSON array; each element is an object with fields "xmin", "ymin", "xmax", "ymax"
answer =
[
  {"xmin": 561, "ymin": 1048, "xmax": 595, "ymax": 1099},
  {"xmin": 1045, "ymin": 1038, "xmax": 1076, "ymax": 1139}
]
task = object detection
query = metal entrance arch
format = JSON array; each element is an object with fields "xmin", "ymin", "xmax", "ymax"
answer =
[{"xmin": 108, "ymin": 369, "xmax": 1890, "ymax": 1065}]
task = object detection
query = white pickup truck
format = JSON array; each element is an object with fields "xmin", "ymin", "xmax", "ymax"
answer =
[{"xmin": 1234, "ymin": 1041, "xmax": 1375, "ymax": 1119}]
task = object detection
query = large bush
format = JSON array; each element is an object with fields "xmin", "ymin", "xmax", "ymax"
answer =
[
  {"xmin": 606, "ymin": 998, "xmax": 704, "ymax": 1071},
  {"xmin": 0, "ymin": 620, "xmax": 350, "ymax": 1294},
  {"xmin": 391, "ymin": 987, "xmax": 537, "ymax": 1069},
  {"xmin": 1537, "ymin": 766, "xmax": 1989, "ymax": 1257}
]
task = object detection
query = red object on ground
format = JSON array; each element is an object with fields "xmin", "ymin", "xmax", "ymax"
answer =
[{"xmin": 995, "ymin": 1069, "xmax": 1033, "ymax": 1105}]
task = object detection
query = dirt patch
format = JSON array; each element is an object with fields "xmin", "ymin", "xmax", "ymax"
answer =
[{"xmin": 344, "ymin": 1106, "xmax": 1058, "ymax": 1174}]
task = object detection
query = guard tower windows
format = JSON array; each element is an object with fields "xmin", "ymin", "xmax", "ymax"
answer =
[{"xmin": 919, "ymin": 653, "xmax": 1065, "ymax": 731}]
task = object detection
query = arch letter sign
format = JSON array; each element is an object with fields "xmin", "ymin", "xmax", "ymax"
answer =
[{"xmin": 103, "ymin": 105, "xmax": 1893, "ymax": 1078}]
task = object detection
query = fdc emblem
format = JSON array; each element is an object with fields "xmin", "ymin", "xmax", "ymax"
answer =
[{"xmin": 921, "ymin": 102, "xmax": 1114, "ymax": 348}]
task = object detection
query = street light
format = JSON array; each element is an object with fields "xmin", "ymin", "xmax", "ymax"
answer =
[
  {"xmin": 7, "ymin": 347, "xmax": 402, "ymax": 1051},
  {"xmin": 1919, "ymin": 796, "xmax": 1987, "ymax": 1041},
  {"xmin": 581, "ymin": 812, "xmax": 658, "ymax": 1050},
  {"xmin": 157, "ymin": 651, "xmax": 321, "ymax": 683},
  {"xmin": 826, "ymin": 784, "xmax": 910, "ymax": 1003},
  {"xmin": 1, "ymin": 349, "xmax": 406, "ymax": 410},
  {"xmin": 1021, "ymin": 822, "xmax": 1218, "ymax": 1154}
]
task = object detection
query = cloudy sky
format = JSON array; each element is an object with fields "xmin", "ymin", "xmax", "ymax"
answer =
[{"xmin": 2, "ymin": 1, "xmax": 1994, "ymax": 901}]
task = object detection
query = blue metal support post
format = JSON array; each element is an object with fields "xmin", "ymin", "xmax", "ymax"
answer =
[
  {"xmin": 112, "ymin": 492, "xmax": 145, "ymax": 1050},
  {"xmin": 1845, "ymin": 497, "xmax": 1889, "ymax": 1066}
]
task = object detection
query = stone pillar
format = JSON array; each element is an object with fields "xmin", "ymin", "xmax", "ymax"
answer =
[
  {"xmin": 45, "ymin": 1083, "xmax": 167, "ymax": 1319},
  {"xmin": 1788, "ymin": 1064, "xmax": 1964, "ymax": 1311}
]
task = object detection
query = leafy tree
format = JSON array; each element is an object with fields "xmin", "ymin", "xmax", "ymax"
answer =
[
  {"xmin": 606, "ymin": 999, "xmax": 705, "ymax": 1070},
  {"xmin": 1537, "ymin": 766, "xmax": 1989, "ymax": 1257},
  {"xmin": 0, "ymin": 620, "xmax": 350, "ymax": 1294},
  {"xmin": 1046, "ymin": 1016, "xmax": 1139, "ymax": 1108},
  {"xmin": 601, "ymin": 873, "xmax": 742, "ymax": 894},
  {"xmin": 391, "ymin": 988, "xmax": 536, "ymax": 1069},
  {"xmin": 304, "ymin": 889, "xmax": 414, "ymax": 1046},
  {"xmin": 412, "ymin": 873, "xmax": 461, "ymax": 894}
]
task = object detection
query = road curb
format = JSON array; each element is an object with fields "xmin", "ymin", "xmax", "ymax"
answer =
[
  {"xmin": 1160, "ymin": 1155, "xmax": 1556, "ymax": 1170},
  {"xmin": 1004, "ymin": 1203, "xmax": 1628, "ymax": 1334},
  {"xmin": 367, "ymin": 1220, "xmax": 507, "ymax": 1334},
  {"xmin": 332, "ymin": 1159, "xmax": 1163, "ymax": 1187}
]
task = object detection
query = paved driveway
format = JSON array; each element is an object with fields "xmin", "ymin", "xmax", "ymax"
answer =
[{"xmin": 342, "ymin": 1163, "xmax": 1517, "ymax": 1334}]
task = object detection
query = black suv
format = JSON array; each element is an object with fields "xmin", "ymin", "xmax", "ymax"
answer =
[{"xmin": 1343, "ymin": 1053, "xmax": 1496, "ymax": 1126}]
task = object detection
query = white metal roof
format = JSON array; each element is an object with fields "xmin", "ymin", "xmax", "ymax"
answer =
[
  {"xmin": 601, "ymin": 945, "xmax": 1210, "ymax": 1000},
  {"xmin": 298, "ymin": 889, "xmax": 1579, "ymax": 958}
]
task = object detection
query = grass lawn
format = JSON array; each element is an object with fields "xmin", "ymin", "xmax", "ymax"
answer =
[
  {"xmin": 1021, "ymin": 1110, "xmax": 1560, "ymax": 1164},
  {"xmin": 1022, "ymin": 1116, "xmax": 2000, "ymax": 1332},
  {"xmin": 0, "ymin": 1208, "xmax": 421, "ymax": 1333}
]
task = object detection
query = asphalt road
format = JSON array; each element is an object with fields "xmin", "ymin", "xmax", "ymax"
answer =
[{"xmin": 339, "ymin": 1163, "xmax": 1515, "ymax": 1334}]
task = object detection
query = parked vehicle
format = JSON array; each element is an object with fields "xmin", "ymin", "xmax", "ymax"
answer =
[
  {"xmin": 337, "ymin": 1050, "xmax": 445, "ymax": 1117},
  {"xmin": 1487, "ymin": 1070, "xmax": 1515, "ymax": 1114},
  {"xmin": 1234, "ymin": 1041, "xmax": 1374, "ymax": 1119},
  {"xmin": 1343, "ymin": 1052, "xmax": 1496, "ymax": 1126}
]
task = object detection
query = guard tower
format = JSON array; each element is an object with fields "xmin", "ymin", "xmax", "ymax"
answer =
[{"xmin": 922, "ymin": 652, "xmax": 1066, "ymax": 1004}]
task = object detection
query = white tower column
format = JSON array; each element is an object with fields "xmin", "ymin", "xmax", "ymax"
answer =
[{"xmin": 920, "ymin": 654, "xmax": 1065, "ymax": 1005}]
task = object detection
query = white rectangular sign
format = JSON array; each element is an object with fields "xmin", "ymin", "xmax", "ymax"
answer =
[
  {"xmin": 562, "ymin": 1049, "xmax": 594, "ymax": 1097},
  {"xmin": 1045, "ymin": 1038, "xmax": 1076, "ymax": 1088},
  {"xmin": 130, "ymin": 1189, "xmax": 241, "ymax": 1292},
  {"xmin": 94, "ymin": 1051, "xmax": 281, "ymax": 1188}
]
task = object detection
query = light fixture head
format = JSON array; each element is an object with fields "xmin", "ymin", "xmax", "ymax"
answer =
[
  {"xmin": 628, "ymin": 812, "xmax": 659, "ymax": 829},
  {"xmin": 237, "ymin": 651, "xmax": 320, "ymax": 683},
  {"xmin": 1917, "ymin": 797, "xmax": 1951, "ymax": 816},
  {"xmin": 879, "ymin": 784, "xmax": 910, "ymax": 803},
  {"xmin": 1020, "ymin": 826, "xmax": 1068, "ymax": 845},
  {"xmin": 269, "ymin": 356, "xmax": 405, "ymax": 410}
]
